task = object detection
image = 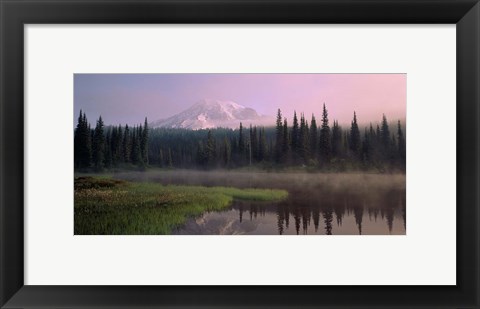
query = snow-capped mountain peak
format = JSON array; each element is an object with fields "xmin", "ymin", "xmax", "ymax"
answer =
[{"xmin": 151, "ymin": 99, "xmax": 272, "ymax": 130}]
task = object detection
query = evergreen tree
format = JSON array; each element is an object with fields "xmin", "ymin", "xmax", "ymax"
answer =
[
  {"xmin": 110, "ymin": 126, "xmax": 118, "ymax": 166},
  {"xmin": 390, "ymin": 133, "xmax": 398, "ymax": 164},
  {"xmin": 299, "ymin": 113, "xmax": 310, "ymax": 163},
  {"xmin": 349, "ymin": 112, "xmax": 361, "ymax": 158},
  {"xmin": 275, "ymin": 109, "xmax": 284, "ymax": 163},
  {"xmin": 74, "ymin": 110, "xmax": 92, "ymax": 169},
  {"xmin": 115, "ymin": 125, "xmax": 124, "ymax": 165},
  {"xmin": 141, "ymin": 117, "xmax": 149, "ymax": 165},
  {"xmin": 250, "ymin": 125, "xmax": 258, "ymax": 162},
  {"xmin": 123, "ymin": 124, "xmax": 131, "ymax": 163},
  {"xmin": 331, "ymin": 120, "xmax": 343, "ymax": 158},
  {"xmin": 343, "ymin": 131, "xmax": 349, "ymax": 156},
  {"xmin": 282, "ymin": 118, "xmax": 290, "ymax": 163},
  {"xmin": 380, "ymin": 114, "xmax": 391, "ymax": 155},
  {"xmin": 130, "ymin": 126, "xmax": 141, "ymax": 164},
  {"xmin": 309, "ymin": 114, "xmax": 318, "ymax": 159},
  {"xmin": 104, "ymin": 129, "xmax": 112, "ymax": 168},
  {"xmin": 247, "ymin": 127, "xmax": 252, "ymax": 165},
  {"xmin": 92, "ymin": 116, "xmax": 106, "ymax": 171},
  {"xmin": 74, "ymin": 110, "xmax": 81, "ymax": 168},
  {"xmin": 238, "ymin": 122, "xmax": 245, "ymax": 154},
  {"xmin": 367, "ymin": 123, "xmax": 379, "ymax": 165},
  {"xmin": 376, "ymin": 124, "xmax": 381, "ymax": 144},
  {"xmin": 319, "ymin": 104, "xmax": 331, "ymax": 163},
  {"xmin": 369, "ymin": 123, "xmax": 376, "ymax": 140},
  {"xmin": 291, "ymin": 111, "xmax": 299, "ymax": 155},
  {"xmin": 362, "ymin": 128, "xmax": 371, "ymax": 166},
  {"xmin": 397, "ymin": 120, "xmax": 406, "ymax": 166}
]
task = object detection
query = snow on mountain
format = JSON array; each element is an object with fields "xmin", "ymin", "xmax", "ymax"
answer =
[{"xmin": 151, "ymin": 99, "xmax": 273, "ymax": 130}]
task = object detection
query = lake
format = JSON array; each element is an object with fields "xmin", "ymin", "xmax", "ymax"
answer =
[{"xmin": 114, "ymin": 170, "xmax": 406, "ymax": 235}]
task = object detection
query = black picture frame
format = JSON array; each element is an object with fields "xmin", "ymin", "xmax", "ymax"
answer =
[{"xmin": 1, "ymin": 0, "xmax": 479, "ymax": 308}]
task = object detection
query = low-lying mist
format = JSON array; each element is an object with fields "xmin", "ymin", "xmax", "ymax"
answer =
[
  {"xmin": 113, "ymin": 169, "xmax": 403, "ymax": 189},
  {"xmin": 112, "ymin": 169, "xmax": 405, "ymax": 208}
]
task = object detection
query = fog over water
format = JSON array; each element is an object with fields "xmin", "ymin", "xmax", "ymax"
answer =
[{"xmin": 113, "ymin": 170, "xmax": 406, "ymax": 235}]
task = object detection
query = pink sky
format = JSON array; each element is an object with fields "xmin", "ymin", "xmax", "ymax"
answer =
[{"xmin": 75, "ymin": 74, "xmax": 406, "ymax": 126}]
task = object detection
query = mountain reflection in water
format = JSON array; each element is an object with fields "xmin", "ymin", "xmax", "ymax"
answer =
[
  {"xmin": 174, "ymin": 189, "xmax": 405, "ymax": 235},
  {"xmin": 116, "ymin": 170, "xmax": 406, "ymax": 235}
]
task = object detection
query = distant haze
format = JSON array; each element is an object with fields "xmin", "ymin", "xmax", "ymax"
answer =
[{"xmin": 74, "ymin": 73, "xmax": 406, "ymax": 127}]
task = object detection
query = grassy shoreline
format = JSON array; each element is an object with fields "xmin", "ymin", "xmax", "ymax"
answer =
[{"xmin": 74, "ymin": 177, "xmax": 288, "ymax": 235}]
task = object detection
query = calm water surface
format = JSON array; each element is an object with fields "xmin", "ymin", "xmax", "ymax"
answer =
[{"xmin": 115, "ymin": 170, "xmax": 406, "ymax": 235}]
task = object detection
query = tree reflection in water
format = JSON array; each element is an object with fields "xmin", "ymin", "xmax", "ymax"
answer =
[
  {"xmin": 232, "ymin": 186, "xmax": 406, "ymax": 235},
  {"xmin": 128, "ymin": 171, "xmax": 407, "ymax": 235}
]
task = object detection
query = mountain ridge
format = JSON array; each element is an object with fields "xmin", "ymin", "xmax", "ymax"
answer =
[{"xmin": 151, "ymin": 99, "xmax": 273, "ymax": 130}]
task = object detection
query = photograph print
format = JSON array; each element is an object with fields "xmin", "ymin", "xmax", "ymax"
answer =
[{"xmin": 74, "ymin": 73, "xmax": 406, "ymax": 235}]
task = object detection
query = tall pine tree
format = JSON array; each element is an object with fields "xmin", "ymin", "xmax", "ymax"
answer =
[
  {"xmin": 309, "ymin": 114, "xmax": 318, "ymax": 160},
  {"xmin": 74, "ymin": 110, "xmax": 92, "ymax": 169},
  {"xmin": 291, "ymin": 111, "xmax": 299, "ymax": 153},
  {"xmin": 331, "ymin": 120, "xmax": 342, "ymax": 158},
  {"xmin": 92, "ymin": 116, "xmax": 106, "ymax": 171},
  {"xmin": 130, "ymin": 126, "xmax": 141, "ymax": 164},
  {"xmin": 282, "ymin": 118, "xmax": 290, "ymax": 163},
  {"xmin": 380, "ymin": 114, "xmax": 391, "ymax": 162},
  {"xmin": 319, "ymin": 103, "xmax": 331, "ymax": 164},
  {"xmin": 140, "ymin": 117, "xmax": 149, "ymax": 165},
  {"xmin": 397, "ymin": 120, "xmax": 406, "ymax": 167},
  {"xmin": 299, "ymin": 113, "xmax": 310, "ymax": 163},
  {"xmin": 291, "ymin": 111, "xmax": 300, "ymax": 162},
  {"xmin": 275, "ymin": 109, "xmax": 284, "ymax": 163},
  {"xmin": 123, "ymin": 124, "xmax": 131, "ymax": 163},
  {"xmin": 349, "ymin": 112, "xmax": 361, "ymax": 158}
]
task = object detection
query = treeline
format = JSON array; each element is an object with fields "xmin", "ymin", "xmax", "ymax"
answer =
[
  {"xmin": 74, "ymin": 110, "xmax": 149, "ymax": 171},
  {"xmin": 74, "ymin": 105, "xmax": 406, "ymax": 172},
  {"xmin": 269, "ymin": 105, "xmax": 406, "ymax": 171}
]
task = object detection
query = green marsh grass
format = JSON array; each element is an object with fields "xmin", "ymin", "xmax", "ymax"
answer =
[{"xmin": 74, "ymin": 177, "xmax": 288, "ymax": 235}]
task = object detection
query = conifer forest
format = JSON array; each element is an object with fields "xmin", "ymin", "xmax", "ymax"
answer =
[{"xmin": 74, "ymin": 105, "xmax": 406, "ymax": 173}]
